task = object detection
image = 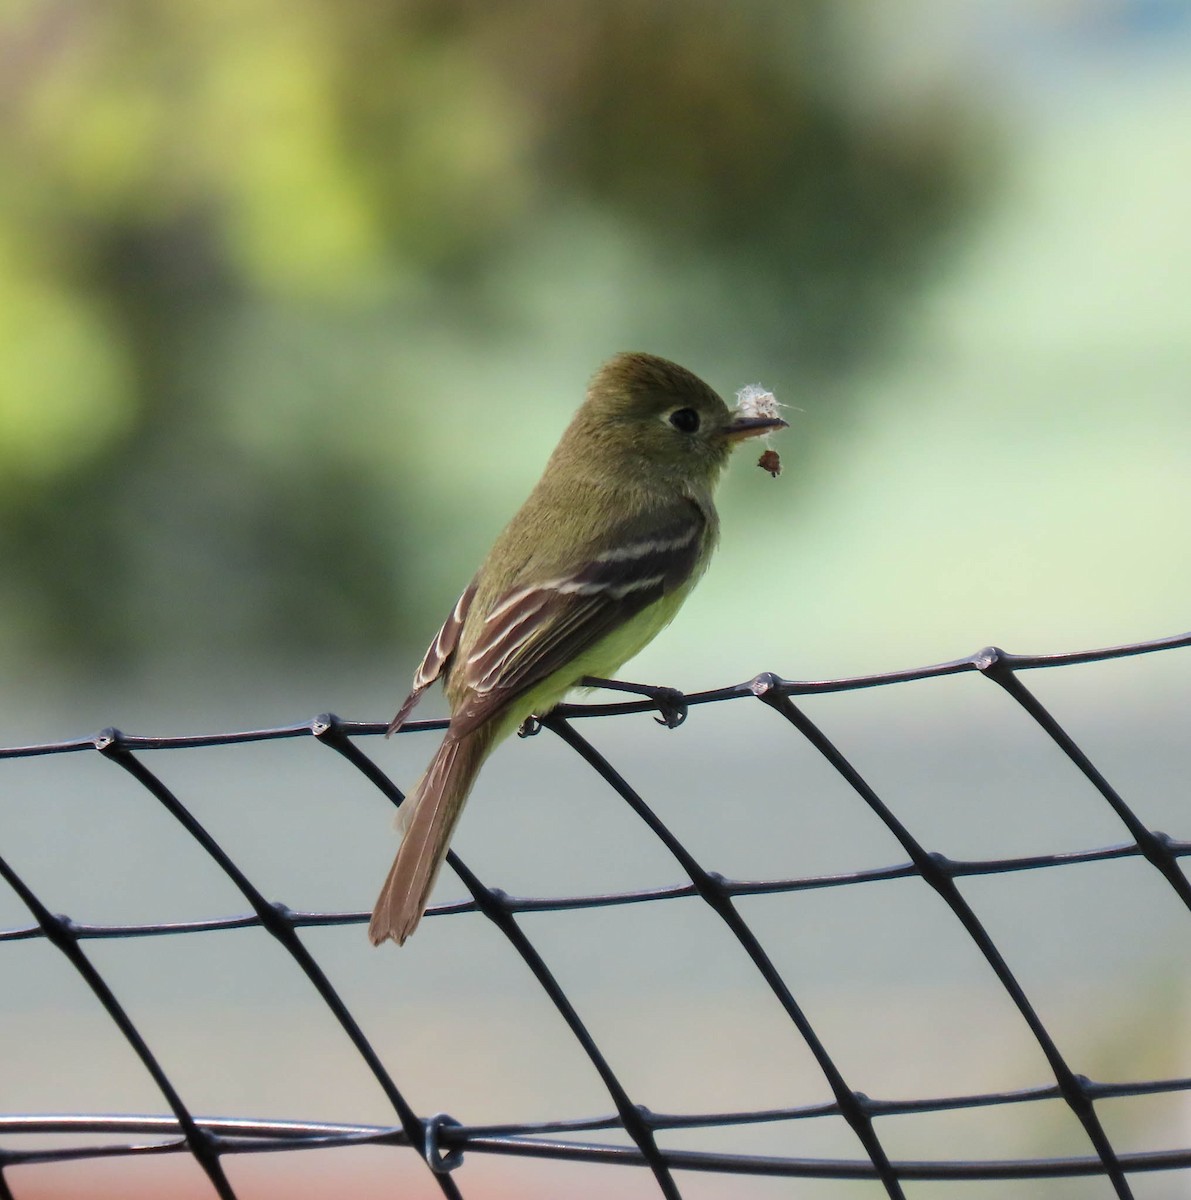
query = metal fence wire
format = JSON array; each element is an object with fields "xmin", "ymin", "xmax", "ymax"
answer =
[{"xmin": 2, "ymin": 630, "xmax": 1190, "ymax": 1199}]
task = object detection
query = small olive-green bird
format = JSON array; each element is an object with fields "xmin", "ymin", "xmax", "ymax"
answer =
[{"xmin": 369, "ymin": 352, "xmax": 786, "ymax": 946}]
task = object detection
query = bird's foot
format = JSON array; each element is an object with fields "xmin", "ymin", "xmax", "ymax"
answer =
[
  {"xmin": 648, "ymin": 685, "xmax": 689, "ymax": 729},
  {"xmin": 579, "ymin": 676, "xmax": 689, "ymax": 729}
]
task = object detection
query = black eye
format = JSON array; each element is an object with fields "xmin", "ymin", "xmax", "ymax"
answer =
[{"xmin": 668, "ymin": 407, "xmax": 700, "ymax": 433}]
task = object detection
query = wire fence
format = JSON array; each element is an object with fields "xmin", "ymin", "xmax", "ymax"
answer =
[{"xmin": 2, "ymin": 630, "xmax": 1190, "ymax": 1199}]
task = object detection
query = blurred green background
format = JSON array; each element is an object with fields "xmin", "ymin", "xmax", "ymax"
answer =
[
  {"xmin": 0, "ymin": 0, "xmax": 977, "ymax": 691},
  {"xmin": 2, "ymin": 0, "xmax": 1187, "ymax": 725},
  {"xmin": 2, "ymin": 2, "xmax": 1191, "ymax": 1198},
  {"xmin": 3, "ymin": 0, "xmax": 1188, "ymax": 707}
]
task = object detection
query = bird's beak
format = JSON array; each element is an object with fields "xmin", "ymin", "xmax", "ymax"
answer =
[{"xmin": 721, "ymin": 415, "xmax": 789, "ymax": 442}]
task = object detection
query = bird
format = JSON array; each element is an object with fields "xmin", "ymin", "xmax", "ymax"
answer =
[{"xmin": 369, "ymin": 351, "xmax": 787, "ymax": 945}]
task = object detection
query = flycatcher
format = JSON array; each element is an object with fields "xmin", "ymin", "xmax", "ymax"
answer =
[{"xmin": 369, "ymin": 352, "xmax": 786, "ymax": 946}]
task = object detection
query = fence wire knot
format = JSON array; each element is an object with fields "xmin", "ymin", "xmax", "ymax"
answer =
[{"xmin": 423, "ymin": 1113, "xmax": 465, "ymax": 1174}]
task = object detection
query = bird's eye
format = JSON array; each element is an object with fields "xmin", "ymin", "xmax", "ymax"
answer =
[{"xmin": 668, "ymin": 407, "xmax": 701, "ymax": 433}]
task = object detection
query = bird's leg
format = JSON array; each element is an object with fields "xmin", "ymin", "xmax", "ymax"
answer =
[{"xmin": 579, "ymin": 676, "xmax": 689, "ymax": 729}]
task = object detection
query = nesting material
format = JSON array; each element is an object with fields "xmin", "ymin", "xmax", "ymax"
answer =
[
  {"xmin": 734, "ymin": 384, "xmax": 783, "ymax": 422},
  {"xmin": 734, "ymin": 383, "xmax": 785, "ymax": 477},
  {"xmin": 757, "ymin": 448, "xmax": 782, "ymax": 477}
]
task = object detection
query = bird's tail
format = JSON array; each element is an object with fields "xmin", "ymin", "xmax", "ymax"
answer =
[{"xmin": 368, "ymin": 725, "xmax": 496, "ymax": 946}]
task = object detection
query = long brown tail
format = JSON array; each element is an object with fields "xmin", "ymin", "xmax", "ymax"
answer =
[{"xmin": 368, "ymin": 726, "xmax": 495, "ymax": 946}]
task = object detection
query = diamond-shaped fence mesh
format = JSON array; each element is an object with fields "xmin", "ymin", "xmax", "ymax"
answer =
[{"xmin": 2, "ymin": 631, "xmax": 1190, "ymax": 1199}]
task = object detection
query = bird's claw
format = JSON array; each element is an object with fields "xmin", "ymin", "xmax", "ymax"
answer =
[
  {"xmin": 517, "ymin": 715, "xmax": 542, "ymax": 738},
  {"xmin": 651, "ymin": 687, "xmax": 688, "ymax": 729}
]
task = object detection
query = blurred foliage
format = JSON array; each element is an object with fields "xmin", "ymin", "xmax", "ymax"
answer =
[{"xmin": 0, "ymin": 0, "xmax": 978, "ymax": 671}]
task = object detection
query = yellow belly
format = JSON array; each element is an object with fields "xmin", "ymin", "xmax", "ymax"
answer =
[{"xmin": 490, "ymin": 584, "xmax": 694, "ymax": 741}]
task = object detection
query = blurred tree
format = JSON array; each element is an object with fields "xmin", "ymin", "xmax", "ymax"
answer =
[{"xmin": 0, "ymin": 0, "xmax": 977, "ymax": 671}]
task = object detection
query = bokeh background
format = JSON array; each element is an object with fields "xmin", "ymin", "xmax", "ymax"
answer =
[{"xmin": 2, "ymin": 1, "xmax": 1189, "ymax": 1197}]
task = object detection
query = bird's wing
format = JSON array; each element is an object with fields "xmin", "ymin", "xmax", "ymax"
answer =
[
  {"xmin": 386, "ymin": 579, "xmax": 479, "ymax": 735},
  {"xmin": 450, "ymin": 501, "xmax": 707, "ymax": 737}
]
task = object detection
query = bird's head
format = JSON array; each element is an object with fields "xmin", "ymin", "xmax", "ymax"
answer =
[{"xmin": 563, "ymin": 352, "xmax": 787, "ymax": 493}]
